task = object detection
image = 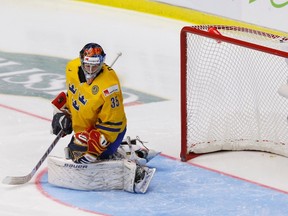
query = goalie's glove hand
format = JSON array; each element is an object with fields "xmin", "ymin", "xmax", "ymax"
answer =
[
  {"xmin": 52, "ymin": 113, "xmax": 72, "ymax": 136},
  {"xmin": 72, "ymin": 130, "xmax": 110, "ymax": 163}
]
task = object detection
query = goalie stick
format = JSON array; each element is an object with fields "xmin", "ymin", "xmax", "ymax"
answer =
[
  {"xmin": 110, "ymin": 52, "xmax": 122, "ymax": 67},
  {"xmin": 2, "ymin": 130, "xmax": 64, "ymax": 185}
]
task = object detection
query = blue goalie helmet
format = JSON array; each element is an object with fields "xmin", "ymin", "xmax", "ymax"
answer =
[{"xmin": 79, "ymin": 43, "xmax": 106, "ymax": 78}]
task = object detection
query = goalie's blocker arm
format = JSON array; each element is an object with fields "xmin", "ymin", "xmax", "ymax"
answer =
[{"xmin": 51, "ymin": 92, "xmax": 72, "ymax": 136}]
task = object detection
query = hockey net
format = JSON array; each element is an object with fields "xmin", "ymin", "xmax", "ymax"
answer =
[{"xmin": 180, "ymin": 25, "xmax": 288, "ymax": 161}]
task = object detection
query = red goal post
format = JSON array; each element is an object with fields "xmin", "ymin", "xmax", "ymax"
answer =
[{"xmin": 180, "ymin": 25, "xmax": 288, "ymax": 162}]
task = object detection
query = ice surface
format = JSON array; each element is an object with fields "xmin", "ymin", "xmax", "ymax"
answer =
[{"xmin": 1, "ymin": 0, "xmax": 288, "ymax": 215}]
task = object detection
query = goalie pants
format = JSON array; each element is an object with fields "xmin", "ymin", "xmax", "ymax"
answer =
[
  {"xmin": 68, "ymin": 127, "xmax": 127, "ymax": 159},
  {"xmin": 99, "ymin": 127, "xmax": 127, "ymax": 159}
]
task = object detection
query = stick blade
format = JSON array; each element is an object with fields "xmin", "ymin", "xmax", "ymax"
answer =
[{"xmin": 2, "ymin": 174, "xmax": 32, "ymax": 185}]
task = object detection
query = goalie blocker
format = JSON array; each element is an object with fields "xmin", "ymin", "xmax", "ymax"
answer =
[{"xmin": 48, "ymin": 156, "xmax": 156, "ymax": 194}]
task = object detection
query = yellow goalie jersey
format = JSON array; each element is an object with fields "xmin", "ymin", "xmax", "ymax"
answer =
[{"xmin": 65, "ymin": 57, "xmax": 127, "ymax": 143}]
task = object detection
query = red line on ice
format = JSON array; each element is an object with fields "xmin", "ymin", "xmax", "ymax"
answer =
[{"xmin": 0, "ymin": 103, "xmax": 51, "ymax": 122}]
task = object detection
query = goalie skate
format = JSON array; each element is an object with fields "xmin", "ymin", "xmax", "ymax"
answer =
[
  {"xmin": 134, "ymin": 166, "xmax": 156, "ymax": 194},
  {"xmin": 119, "ymin": 136, "xmax": 160, "ymax": 165}
]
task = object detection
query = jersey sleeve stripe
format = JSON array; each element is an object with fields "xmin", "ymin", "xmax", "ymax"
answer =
[
  {"xmin": 102, "ymin": 121, "xmax": 123, "ymax": 126},
  {"xmin": 98, "ymin": 119, "xmax": 123, "ymax": 126},
  {"xmin": 96, "ymin": 125, "xmax": 121, "ymax": 132}
]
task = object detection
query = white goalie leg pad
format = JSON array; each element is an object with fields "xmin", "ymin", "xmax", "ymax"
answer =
[
  {"xmin": 134, "ymin": 166, "xmax": 156, "ymax": 194},
  {"xmin": 122, "ymin": 160, "xmax": 156, "ymax": 193},
  {"xmin": 48, "ymin": 156, "xmax": 155, "ymax": 193},
  {"xmin": 278, "ymin": 84, "xmax": 288, "ymax": 99},
  {"xmin": 123, "ymin": 160, "xmax": 137, "ymax": 193},
  {"xmin": 48, "ymin": 156, "xmax": 125, "ymax": 191}
]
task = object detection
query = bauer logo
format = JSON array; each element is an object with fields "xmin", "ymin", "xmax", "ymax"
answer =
[
  {"xmin": 0, "ymin": 51, "xmax": 166, "ymax": 106},
  {"xmin": 64, "ymin": 163, "xmax": 88, "ymax": 169}
]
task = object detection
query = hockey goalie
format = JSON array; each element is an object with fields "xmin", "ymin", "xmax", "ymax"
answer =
[{"xmin": 48, "ymin": 43, "xmax": 159, "ymax": 193}]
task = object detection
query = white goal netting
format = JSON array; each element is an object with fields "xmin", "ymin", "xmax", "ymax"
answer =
[{"xmin": 181, "ymin": 25, "xmax": 288, "ymax": 161}]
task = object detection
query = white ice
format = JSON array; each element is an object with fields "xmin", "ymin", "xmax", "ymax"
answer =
[{"xmin": 1, "ymin": 0, "xmax": 288, "ymax": 215}]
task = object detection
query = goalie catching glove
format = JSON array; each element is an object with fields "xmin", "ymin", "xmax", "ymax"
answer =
[{"xmin": 68, "ymin": 129, "xmax": 110, "ymax": 164}]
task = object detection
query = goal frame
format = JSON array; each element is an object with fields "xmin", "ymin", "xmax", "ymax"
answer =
[{"xmin": 180, "ymin": 25, "xmax": 288, "ymax": 162}]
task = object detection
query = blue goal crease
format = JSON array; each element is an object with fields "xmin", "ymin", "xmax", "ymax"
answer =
[{"xmin": 38, "ymin": 155, "xmax": 288, "ymax": 216}]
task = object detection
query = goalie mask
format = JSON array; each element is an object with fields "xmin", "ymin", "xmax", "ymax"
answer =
[{"xmin": 80, "ymin": 43, "xmax": 106, "ymax": 81}]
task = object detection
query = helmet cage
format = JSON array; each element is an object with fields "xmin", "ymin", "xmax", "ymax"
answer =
[
  {"xmin": 82, "ymin": 56, "xmax": 104, "ymax": 74},
  {"xmin": 80, "ymin": 43, "xmax": 106, "ymax": 78}
]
